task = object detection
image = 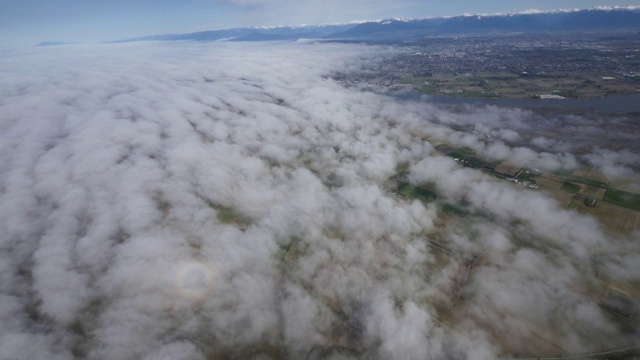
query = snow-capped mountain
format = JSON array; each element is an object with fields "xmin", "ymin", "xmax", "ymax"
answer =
[{"xmin": 109, "ymin": 7, "xmax": 640, "ymax": 44}]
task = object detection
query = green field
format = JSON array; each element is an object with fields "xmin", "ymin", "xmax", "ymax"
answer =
[
  {"xmin": 464, "ymin": 156, "xmax": 486, "ymax": 169},
  {"xmin": 560, "ymin": 181, "xmax": 581, "ymax": 194},
  {"xmin": 603, "ymin": 188, "xmax": 640, "ymax": 211},
  {"xmin": 568, "ymin": 176, "xmax": 608, "ymax": 189},
  {"xmin": 216, "ymin": 207, "xmax": 251, "ymax": 227},
  {"xmin": 397, "ymin": 183, "xmax": 437, "ymax": 204},
  {"xmin": 439, "ymin": 202, "xmax": 470, "ymax": 217}
]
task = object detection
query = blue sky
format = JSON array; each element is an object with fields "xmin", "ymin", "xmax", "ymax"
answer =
[{"xmin": 1, "ymin": 0, "xmax": 638, "ymax": 46}]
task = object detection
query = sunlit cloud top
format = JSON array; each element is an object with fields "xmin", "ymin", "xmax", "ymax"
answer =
[{"xmin": 0, "ymin": 40, "xmax": 638, "ymax": 359}]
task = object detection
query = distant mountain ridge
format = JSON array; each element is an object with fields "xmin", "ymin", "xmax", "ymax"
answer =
[
  {"xmin": 329, "ymin": 8, "xmax": 640, "ymax": 39},
  {"xmin": 107, "ymin": 24, "xmax": 356, "ymax": 43},
  {"xmin": 108, "ymin": 8, "xmax": 640, "ymax": 44}
]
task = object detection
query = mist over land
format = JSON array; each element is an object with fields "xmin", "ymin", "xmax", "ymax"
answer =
[{"xmin": 0, "ymin": 41, "xmax": 638, "ymax": 359}]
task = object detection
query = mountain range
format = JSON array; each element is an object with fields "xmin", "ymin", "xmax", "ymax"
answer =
[{"xmin": 109, "ymin": 8, "xmax": 640, "ymax": 44}]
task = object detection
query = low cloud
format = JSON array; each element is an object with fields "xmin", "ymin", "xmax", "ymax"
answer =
[{"xmin": 0, "ymin": 41, "xmax": 638, "ymax": 359}]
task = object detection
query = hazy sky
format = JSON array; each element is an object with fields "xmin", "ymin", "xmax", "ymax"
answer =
[{"xmin": 0, "ymin": 0, "xmax": 639, "ymax": 46}]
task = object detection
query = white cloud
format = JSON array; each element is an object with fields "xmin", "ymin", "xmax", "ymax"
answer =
[{"xmin": 0, "ymin": 41, "xmax": 637, "ymax": 359}]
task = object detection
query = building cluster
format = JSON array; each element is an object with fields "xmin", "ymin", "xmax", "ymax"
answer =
[
  {"xmin": 335, "ymin": 32, "xmax": 639, "ymax": 89},
  {"xmin": 484, "ymin": 165, "xmax": 541, "ymax": 189},
  {"xmin": 505, "ymin": 176, "xmax": 540, "ymax": 189},
  {"xmin": 538, "ymin": 94, "xmax": 565, "ymax": 100},
  {"xmin": 382, "ymin": 32, "xmax": 640, "ymax": 78}
]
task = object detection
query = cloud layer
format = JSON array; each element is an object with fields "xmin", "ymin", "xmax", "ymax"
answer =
[{"xmin": 0, "ymin": 41, "xmax": 638, "ymax": 359}]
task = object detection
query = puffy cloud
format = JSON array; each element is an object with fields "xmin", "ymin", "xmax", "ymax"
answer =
[
  {"xmin": 583, "ymin": 147, "xmax": 639, "ymax": 180},
  {"xmin": 0, "ymin": 41, "xmax": 637, "ymax": 359}
]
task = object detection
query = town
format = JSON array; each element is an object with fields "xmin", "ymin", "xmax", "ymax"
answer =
[{"xmin": 333, "ymin": 32, "xmax": 640, "ymax": 99}]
